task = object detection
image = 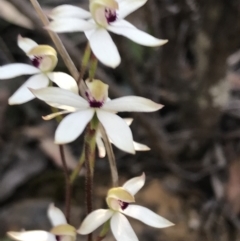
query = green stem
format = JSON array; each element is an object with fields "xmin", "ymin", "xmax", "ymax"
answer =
[
  {"xmin": 89, "ymin": 54, "xmax": 98, "ymax": 81},
  {"xmin": 96, "ymin": 220, "xmax": 110, "ymax": 241},
  {"xmin": 59, "ymin": 145, "xmax": 71, "ymax": 223},
  {"xmin": 70, "ymin": 150, "xmax": 85, "ymax": 184},
  {"xmin": 84, "ymin": 116, "xmax": 99, "ymax": 241},
  {"xmin": 77, "ymin": 42, "xmax": 91, "ymax": 86}
]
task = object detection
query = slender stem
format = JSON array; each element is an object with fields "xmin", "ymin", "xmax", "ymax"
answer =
[
  {"xmin": 96, "ymin": 220, "xmax": 110, "ymax": 241},
  {"xmin": 84, "ymin": 117, "xmax": 99, "ymax": 241},
  {"xmin": 77, "ymin": 42, "xmax": 91, "ymax": 86},
  {"xmin": 89, "ymin": 54, "xmax": 98, "ymax": 81},
  {"xmin": 99, "ymin": 124, "xmax": 118, "ymax": 187},
  {"xmin": 70, "ymin": 150, "xmax": 85, "ymax": 184},
  {"xmin": 59, "ymin": 145, "xmax": 71, "ymax": 223},
  {"xmin": 85, "ymin": 140, "xmax": 93, "ymax": 214},
  {"xmin": 29, "ymin": 0, "xmax": 79, "ymax": 80}
]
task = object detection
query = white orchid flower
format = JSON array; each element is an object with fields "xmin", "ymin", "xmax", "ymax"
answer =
[
  {"xmin": 7, "ymin": 204, "xmax": 76, "ymax": 241},
  {"xmin": 47, "ymin": 0, "xmax": 168, "ymax": 68},
  {"xmin": 78, "ymin": 173, "xmax": 174, "ymax": 241},
  {"xmin": 96, "ymin": 118, "xmax": 150, "ymax": 157},
  {"xmin": 0, "ymin": 35, "xmax": 78, "ymax": 105},
  {"xmin": 30, "ymin": 79, "xmax": 163, "ymax": 154}
]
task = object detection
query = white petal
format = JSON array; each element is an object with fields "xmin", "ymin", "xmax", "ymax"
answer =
[
  {"xmin": 85, "ymin": 28, "xmax": 121, "ymax": 68},
  {"xmin": 17, "ymin": 35, "xmax": 38, "ymax": 53},
  {"xmin": 0, "ymin": 63, "xmax": 40, "ymax": 79},
  {"xmin": 123, "ymin": 205, "xmax": 174, "ymax": 228},
  {"xmin": 47, "ymin": 18, "xmax": 95, "ymax": 33},
  {"xmin": 47, "ymin": 203, "xmax": 67, "ymax": 227},
  {"xmin": 8, "ymin": 74, "xmax": 49, "ymax": 105},
  {"xmin": 50, "ymin": 5, "xmax": 91, "ymax": 19},
  {"xmin": 103, "ymin": 96, "xmax": 163, "ymax": 112},
  {"xmin": 96, "ymin": 110, "xmax": 135, "ymax": 154},
  {"xmin": 110, "ymin": 19, "xmax": 137, "ymax": 28},
  {"xmin": 110, "ymin": 213, "xmax": 138, "ymax": 241},
  {"xmin": 55, "ymin": 109, "xmax": 94, "ymax": 144},
  {"xmin": 31, "ymin": 87, "xmax": 89, "ymax": 111},
  {"xmin": 42, "ymin": 110, "xmax": 71, "ymax": 120},
  {"xmin": 118, "ymin": 0, "xmax": 147, "ymax": 19},
  {"xmin": 96, "ymin": 133, "xmax": 106, "ymax": 158},
  {"xmin": 78, "ymin": 209, "xmax": 113, "ymax": 235},
  {"xmin": 124, "ymin": 118, "xmax": 134, "ymax": 126},
  {"xmin": 47, "ymin": 72, "xmax": 78, "ymax": 94},
  {"xmin": 133, "ymin": 141, "xmax": 150, "ymax": 151},
  {"xmin": 7, "ymin": 231, "xmax": 56, "ymax": 241},
  {"xmin": 108, "ymin": 24, "xmax": 168, "ymax": 47},
  {"xmin": 122, "ymin": 173, "xmax": 145, "ymax": 195}
]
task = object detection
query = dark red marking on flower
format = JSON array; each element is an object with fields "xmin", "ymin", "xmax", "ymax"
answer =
[
  {"xmin": 119, "ymin": 200, "xmax": 129, "ymax": 210},
  {"xmin": 89, "ymin": 100, "xmax": 103, "ymax": 108},
  {"xmin": 32, "ymin": 56, "xmax": 43, "ymax": 68},
  {"xmin": 55, "ymin": 235, "xmax": 61, "ymax": 241},
  {"xmin": 105, "ymin": 8, "xmax": 117, "ymax": 23},
  {"xmin": 85, "ymin": 91, "xmax": 104, "ymax": 108}
]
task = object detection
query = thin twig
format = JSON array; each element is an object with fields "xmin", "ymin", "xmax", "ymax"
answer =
[
  {"xmin": 70, "ymin": 151, "xmax": 85, "ymax": 184},
  {"xmin": 99, "ymin": 124, "xmax": 118, "ymax": 187},
  {"xmin": 85, "ymin": 141, "xmax": 93, "ymax": 215},
  {"xmin": 59, "ymin": 145, "xmax": 71, "ymax": 223},
  {"xmin": 29, "ymin": 0, "xmax": 79, "ymax": 80}
]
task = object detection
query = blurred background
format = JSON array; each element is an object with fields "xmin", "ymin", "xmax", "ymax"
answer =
[{"xmin": 0, "ymin": 0, "xmax": 240, "ymax": 240}]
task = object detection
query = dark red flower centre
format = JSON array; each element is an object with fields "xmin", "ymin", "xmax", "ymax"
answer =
[
  {"xmin": 118, "ymin": 200, "xmax": 129, "ymax": 210},
  {"xmin": 105, "ymin": 8, "xmax": 117, "ymax": 23},
  {"xmin": 85, "ymin": 91, "xmax": 103, "ymax": 108},
  {"xmin": 32, "ymin": 56, "xmax": 43, "ymax": 68},
  {"xmin": 55, "ymin": 235, "xmax": 60, "ymax": 241}
]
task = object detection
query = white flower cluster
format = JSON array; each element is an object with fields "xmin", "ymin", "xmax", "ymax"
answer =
[{"xmin": 0, "ymin": 0, "xmax": 174, "ymax": 241}]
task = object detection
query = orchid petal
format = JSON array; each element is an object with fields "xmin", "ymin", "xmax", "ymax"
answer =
[
  {"xmin": 78, "ymin": 209, "xmax": 113, "ymax": 234},
  {"xmin": 123, "ymin": 205, "xmax": 174, "ymax": 228},
  {"xmin": 42, "ymin": 110, "xmax": 71, "ymax": 121},
  {"xmin": 96, "ymin": 110, "xmax": 135, "ymax": 154},
  {"xmin": 109, "ymin": 19, "xmax": 136, "ymax": 28},
  {"xmin": 133, "ymin": 141, "xmax": 150, "ymax": 151},
  {"xmin": 117, "ymin": 0, "xmax": 147, "ymax": 19},
  {"xmin": 96, "ymin": 133, "xmax": 106, "ymax": 158},
  {"xmin": 124, "ymin": 118, "xmax": 134, "ymax": 126},
  {"xmin": 55, "ymin": 109, "xmax": 94, "ymax": 144},
  {"xmin": 103, "ymin": 96, "xmax": 163, "ymax": 112},
  {"xmin": 110, "ymin": 212, "xmax": 138, "ymax": 241},
  {"xmin": 85, "ymin": 28, "xmax": 121, "ymax": 68},
  {"xmin": 50, "ymin": 225, "xmax": 76, "ymax": 237},
  {"xmin": 50, "ymin": 5, "xmax": 91, "ymax": 19},
  {"xmin": 122, "ymin": 173, "xmax": 145, "ymax": 195},
  {"xmin": 47, "ymin": 203, "xmax": 67, "ymax": 227},
  {"xmin": 30, "ymin": 87, "xmax": 89, "ymax": 111},
  {"xmin": 8, "ymin": 74, "xmax": 49, "ymax": 105},
  {"xmin": 47, "ymin": 72, "xmax": 78, "ymax": 94},
  {"xmin": 17, "ymin": 35, "xmax": 38, "ymax": 54},
  {"xmin": 47, "ymin": 18, "xmax": 95, "ymax": 33},
  {"xmin": 7, "ymin": 231, "xmax": 56, "ymax": 241},
  {"xmin": 0, "ymin": 63, "xmax": 40, "ymax": 79},
  {"xmin": 108, "ymin": 24, "xmax": 168, "ymax": 47}
]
